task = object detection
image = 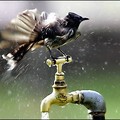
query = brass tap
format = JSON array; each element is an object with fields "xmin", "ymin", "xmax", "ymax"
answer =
[{"xmin": 40, "ymin": 56, "xmax": 81, "ymax": 112}]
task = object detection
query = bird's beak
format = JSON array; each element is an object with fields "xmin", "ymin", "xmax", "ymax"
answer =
[
  {"xmin": 82, "ymin": 18, "xmax": 89, "ymax": 21},
  {"xmin": 81, "ymin": 17, "xmax": 89, "ymax": 21}
]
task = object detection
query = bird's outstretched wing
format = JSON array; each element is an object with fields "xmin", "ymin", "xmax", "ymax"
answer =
[{"xmin": 0, "ymin": 9, "xmax": 40, "ymax": 49}]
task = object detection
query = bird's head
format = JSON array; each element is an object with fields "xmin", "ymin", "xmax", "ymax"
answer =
[{"xmin": 64, "ymin": 12, "xmax": 89, "ymax": 29}]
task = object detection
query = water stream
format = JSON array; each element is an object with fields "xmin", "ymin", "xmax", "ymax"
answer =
[{"xmin": 41, "ymin": 112, "xmax": 49, "ymax": 119}]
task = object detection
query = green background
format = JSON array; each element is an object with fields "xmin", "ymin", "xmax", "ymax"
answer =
[{"xmin": 0, "ymin": 64, "xmax": 120, "ymax": 119}]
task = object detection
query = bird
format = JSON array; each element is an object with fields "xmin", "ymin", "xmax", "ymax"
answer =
[{"xmin": 0, "ymin": 9, "xmax": 89, "ymax": 71}]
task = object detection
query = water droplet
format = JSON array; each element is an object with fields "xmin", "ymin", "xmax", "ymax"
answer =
[{"xmin": 82, "ymin": 67, "xmax": 85, "ymax": 71}]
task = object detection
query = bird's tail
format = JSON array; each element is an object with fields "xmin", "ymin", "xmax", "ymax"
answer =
[
  {"xmin": 2, "ymin": 43, "xmax": 34, "ymax": 71},
  {"xmin": 2, "ymin": 40, "xmax": 44, "ymax": 71},
  {"xmin": 1, "ymin": 9, "xmax": 44, "ymax": 71}
]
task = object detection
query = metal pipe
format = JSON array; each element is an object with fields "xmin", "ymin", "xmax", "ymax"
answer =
[
  {"xmin": 73, "ymin": 90, "xmax": 106, "ymax": 120},
  {"xmin": 40, "ymin": 56, "xmax": 106, "ymax": 119}
]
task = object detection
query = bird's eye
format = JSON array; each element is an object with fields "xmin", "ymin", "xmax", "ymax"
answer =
[{"xmin": 62, "ymin": 20, "xmax": 68, "ymax": 26}]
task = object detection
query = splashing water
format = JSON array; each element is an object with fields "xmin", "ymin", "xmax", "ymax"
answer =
[
  {"xmin": 41, "ymin": 112, "xmax": 49, "ymax": 119},
  {"xmin": 2, "ymin": 54, "xmax": 17, "ymax": 71}
]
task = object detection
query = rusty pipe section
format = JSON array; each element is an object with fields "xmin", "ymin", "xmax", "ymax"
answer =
[{"xmin": 72, "ymin": 90, "xmax": 106, "ymax": 120}]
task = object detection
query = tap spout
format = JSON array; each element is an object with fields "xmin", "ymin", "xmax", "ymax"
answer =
[{"xmin": 40, "ymin": 89, "xmax": 83, "ymax": 112}]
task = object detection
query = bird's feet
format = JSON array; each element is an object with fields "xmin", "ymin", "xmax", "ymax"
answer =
[
  {"xmin": 46, "ymin": 55, "xmax": 72, "ymax": 67},
  {"xmin": 53, "ymin": 55, "xmax": 71, "ymax": 63},
  {"xmin": 51, "ymin": 57, "xmax": 57, "ymax": 64},
  {"xmin": 65, "ymin": 55, "xmax": 71, "ymax": 62}
]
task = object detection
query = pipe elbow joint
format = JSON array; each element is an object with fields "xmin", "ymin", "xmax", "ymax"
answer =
[{"xmin": 77, "ymin": 90, "xmax": 106, "ymax": 114}]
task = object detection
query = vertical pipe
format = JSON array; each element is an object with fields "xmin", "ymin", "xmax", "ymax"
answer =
[{"xmin": 90, "ymin": 115, "xmax": 105, "ymax": 120}]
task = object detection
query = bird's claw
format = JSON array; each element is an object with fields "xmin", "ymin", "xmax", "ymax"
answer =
[
  {"xmin": 52, "ymin": 58, "xmax": 56, "ymax": 64},
  {"xmin": 49, "ymin": 55, "xmax": 71, "ymax": 65},
  {"xmin": 65, "ymin": 55, "xmax": 71, "ymax": 62},
  {"xmin": 52, "ymin": 55, "xmax": 70, "ymax": 64},
  {"xmin": 50, "ymin": 56, "xmax": 57, "ymax": 64}
]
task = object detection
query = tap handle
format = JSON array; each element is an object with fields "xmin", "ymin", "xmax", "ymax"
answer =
[{"xmin": 46, "ymin": 56, "xmax": 72, "ymax": 67}]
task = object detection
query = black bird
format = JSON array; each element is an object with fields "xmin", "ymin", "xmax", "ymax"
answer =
[{"xmin": 1, "ymin": 9, "xmax": 89, "ymax": 70}]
